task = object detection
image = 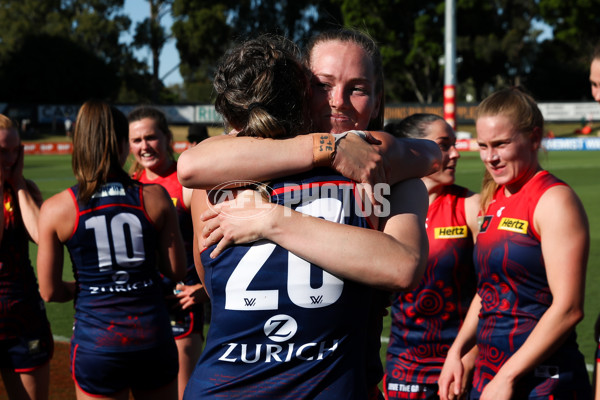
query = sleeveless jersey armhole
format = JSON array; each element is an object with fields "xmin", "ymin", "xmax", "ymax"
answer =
[
  {"xmin": 67, "ymin": 188, "xmax": 80, "ymax": 240},
  {"xmin": 138, "ymin": 184, "xmax": 155, "ymax": 228}
]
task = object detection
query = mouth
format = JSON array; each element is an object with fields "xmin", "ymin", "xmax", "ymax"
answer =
[{"xmin": 488, "ymin": 164, "xmax": 505, "ymax": 175}]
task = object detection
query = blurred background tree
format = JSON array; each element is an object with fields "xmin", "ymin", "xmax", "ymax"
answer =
[{"xmin": 0, "ymin": 0, "xmax": 598, "ymax": 104}]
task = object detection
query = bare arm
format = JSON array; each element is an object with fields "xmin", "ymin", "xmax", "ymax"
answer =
[
  {"xmin": 463, "ymin": 191, "xmax": 481, "ymax": 242},
  {"xmin": 366, "ymin": 130, "xmax": 441, "ymax": 184},
  {"xmin": 201, "ymin": 179, "xmax": 429, "ymax": 292},
  {"xmin": 8, "ymin": 146, "xmax": 43, "ymax": 243},
  {"xmin": 177, "ymin": 132, "xmax": 441, "ymax": 190},
  {"xmin": 37, "ymin": 190, "xmax": 77, "ymax": 303},
  {"xmin": 478, "ymin": 185, "xmax": 589, "ymax": 400},
  {"xmin": 178, "ymin": 134, "xmax": 314, "ymax": 189},
  {"xmin": 190, "ymin": 189, "xmax": 210, "ymax": 285},
  {"xmin": 143, "ymin": 184, "xmax": 187, "ymax": 282}
]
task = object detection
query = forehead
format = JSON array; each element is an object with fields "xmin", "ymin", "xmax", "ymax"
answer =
[
  {"xmin": 424, "ymin": 119, "xmax": 454, "ymax": 140},
  {"xmin": 309, "ymin": 40, "xmax": 375, "ymax": 80},
  {"xmin": 129, "ymin": 118, "xmax": 163, "ymax": 136},
  {"xmin": 476, "ymin": 114, "xmax": 518, "ymax": 140}
]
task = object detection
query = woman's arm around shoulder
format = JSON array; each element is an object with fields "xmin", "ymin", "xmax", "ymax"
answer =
[
  {"xmin": 177, "ymin": 134, "xmax": 314, "ymax": 189},
  {"xmin": 367, "ymin": 131, "xmax": 442, "ymax": 184},
  {"xmin": 143, "ymin": 183, "xmax": 187, "ymax": 282},
  {"xmin": 37, "ymin": 190, "xmax": 77, "ymax": 303}
]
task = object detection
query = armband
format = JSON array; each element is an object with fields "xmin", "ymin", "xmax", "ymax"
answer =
[{"xmin": 312, "ymin": 133, "xmax": 335, "ymax": 167}]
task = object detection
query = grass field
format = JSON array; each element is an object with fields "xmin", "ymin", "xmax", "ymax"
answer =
[{"xmin": 21, "ymin": 149, "xmax": 600, "ymax": 389}]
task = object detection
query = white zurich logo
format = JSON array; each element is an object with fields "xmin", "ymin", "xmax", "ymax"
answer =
[{"xmin": 264, "ymin": 314, "xmax": 298, "ymax": 342}]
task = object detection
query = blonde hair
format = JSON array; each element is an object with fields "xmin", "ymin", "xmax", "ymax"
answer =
[
  {"xmin": 0, "ymin": 114, "xmax": 16, "ymax": 130},
  {"xmin": 477, "ymin": 87, "xmax": 543, "ymax": 210}
]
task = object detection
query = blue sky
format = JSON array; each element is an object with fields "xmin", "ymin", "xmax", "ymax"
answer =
[{"xmin": 122, "ymin": 0, "xmax": 183, "ymax": 86}]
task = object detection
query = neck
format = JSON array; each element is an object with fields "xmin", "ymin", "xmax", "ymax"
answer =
[
  {"xmin": 504, "ymin": 164, "xmax": 542, "ymax": 196},
  {"xmin": 423, "ymin": 178, "xmax": 445, "ymax": 205},
  {"xmin": 144, "ymin": 159, "xmax": 174, "ymax": 180}
]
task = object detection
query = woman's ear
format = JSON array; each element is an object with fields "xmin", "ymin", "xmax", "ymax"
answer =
[{"xmin": 531, "ymin": 126, "xmax": 543, "ymax": 151}]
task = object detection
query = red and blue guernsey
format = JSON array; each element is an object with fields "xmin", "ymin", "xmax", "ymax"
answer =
[
  {"xmin": 184, "ymin": 169, "xmax": 375, "ymax": 399},
  {"xmin": 66, "ymin": 182, "xmax": 174, "ymax": 352},
  {"xmin": 135, "ymin": 164, "xmax": 203, "ymax": 339},
  {"xmin": 386, "ymin": 185, "xmax": 476, "ymax": 391},
  {"xmin": 0, "ymin": 183, "xmax": 52, "ymax": 342},
  {"xmin": 473, "ymin": 170, "xmax": 590, "ymax": 398}
]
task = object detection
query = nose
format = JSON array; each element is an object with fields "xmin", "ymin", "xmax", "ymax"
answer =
[
  {"xmin": 449, "ymin": 144, "xmax": 460, "ymax": 160},
  {"xmin": 482, "ymin": 148, "xmax": 499, "ymax": 163},
  {"xmin": 594, "ymin": 87, "xmax": 600, "ymax": 102},
  {"xmin": 328, "ymin": 86, "xmax": 345, "ymax": 109}
]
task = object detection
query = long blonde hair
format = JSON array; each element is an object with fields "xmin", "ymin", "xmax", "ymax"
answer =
[{"xmin": 477, "ymin": 87, "xmax": 543, "ymax": 211}]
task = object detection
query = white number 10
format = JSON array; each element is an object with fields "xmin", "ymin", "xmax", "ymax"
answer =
[{"xmin": 85, "ymin": 213, "xmax": 146, "ymax": 272}]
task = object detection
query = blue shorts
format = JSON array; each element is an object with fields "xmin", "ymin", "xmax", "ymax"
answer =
[
  {"xmin": 0, "ymin": 324, "xmax": 53, "ymax": 372},
  {"xmin": 71, "ymin": 341, "xmax": 178, "ymax": 396}
]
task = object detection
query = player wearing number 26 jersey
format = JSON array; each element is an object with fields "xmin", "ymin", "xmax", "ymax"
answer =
[{"xmin": 184, "ymin": 170, "xmax": 375, "ymax": 399}]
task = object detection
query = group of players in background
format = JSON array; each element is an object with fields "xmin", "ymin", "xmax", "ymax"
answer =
[{"xmin": 0, "ymin": 26, "xmax": 597, "ymax": 400}]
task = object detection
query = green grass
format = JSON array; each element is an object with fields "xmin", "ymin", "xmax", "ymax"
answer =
[{"xmin": 25, "ymin": 151, "xmax": 600, "ymax": 369}]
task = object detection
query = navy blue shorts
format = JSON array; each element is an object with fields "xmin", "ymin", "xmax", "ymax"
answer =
[
  {"xmin": 0, "ymin": 324, "xmax": 53, "ymax": 372},
  {"xmin": 71, "ymin": 340, "xmax": 178, "ymax": 396}
]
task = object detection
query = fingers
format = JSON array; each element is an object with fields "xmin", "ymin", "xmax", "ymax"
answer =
[
  {"xmin": 210, "ymin": 236, "xmax": 231, "ymax": 259},
  {"xmin": 202, "ymin": 226, "xmax": 223, "ymax": 248},
  {"xmin": 200, "ymin": 206, "xmax": 220, "ymax": 222}
]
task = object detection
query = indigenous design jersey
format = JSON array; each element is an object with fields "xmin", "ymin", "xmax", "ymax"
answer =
[
  {"xmin": 66, "ymin": 182, "xmax": 173, "ymax": 352},
  {"xmin": 473, "ymin": 171, "xmax": 589, "ymax": 397},
  {"xmin": 185, "ymin": 169, "xmax": 374, "ymax": 399},
  {"xmin": 0, "ymin": 183, "xmax": 50, "ymax": 340},
  {"xmin": 386, "ymin": 185, "xmax": 476, "ymax": 385},
  {"xmin": 135, "ymin": 165, "xmax": 203, "ymax": 338}
]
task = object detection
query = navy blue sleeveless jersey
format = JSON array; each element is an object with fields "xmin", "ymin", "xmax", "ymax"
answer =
[
  {"xmin": 184, "ymin": 169, "xmax": 374, "ymax": 399},
  {"xmin": 66, "ymin": 182, "xmax": 173, "ymax": 352},
  {"xmin": 472, "ymin": 171, "xmax": 590, "ymax": 398}
]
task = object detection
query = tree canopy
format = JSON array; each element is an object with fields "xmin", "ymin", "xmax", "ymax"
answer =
[{"xmin": 0, "ymin": 0, "xmax": 597, "ymax": 104}]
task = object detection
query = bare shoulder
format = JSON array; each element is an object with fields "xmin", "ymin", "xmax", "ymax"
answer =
[
  {"xmin": 40, "ymin": 189, "xmax": 77, "ymax": 241},
  {"xmin": 41, "ymin": 189, "xmax": 73, "ymax": 215},
  {"xmin": 464, "ymin": 191, "xmax": 481, "ymax": 214},
  {"xmin": 535, "ymin": 183, "xmax": 588, "ymax": 233}
]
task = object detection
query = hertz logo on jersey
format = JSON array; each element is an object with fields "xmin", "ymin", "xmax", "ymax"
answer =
[
  {"xmin": 498, "ymin": 217, "xmax": 528, "ymax": 234},
  {"xmin": 434, "ymin": 226, "xmax": 468, "ymax": 239}
]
